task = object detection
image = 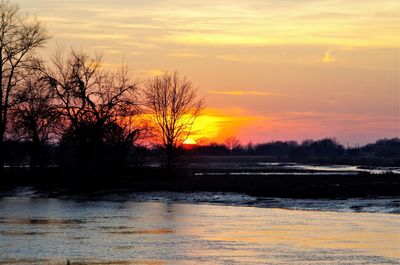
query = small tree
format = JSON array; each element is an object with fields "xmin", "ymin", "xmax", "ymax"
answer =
[
  {"xmin": 0, "ymin": 0, "xmax": 49, "ymax": 168},
  {"xmin": 144, "ymin": 71, "xmax": 204, "ymax": 170},
  {"xmin": 225, "ymin": 136, "xmax": 241, "ymax": 153}
]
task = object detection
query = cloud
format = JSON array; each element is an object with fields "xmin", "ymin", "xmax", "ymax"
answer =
[
  {"xmin": 216, "ymin": 54, "xmax": 267, "ymax": 63},
  {"xmin": 168, "ymin": 33, "xmax": 273, "ymax": 46},
  {"xmin": 208, "ymin": 90, "xmax": 284, "ymax": 96},
  {"xmin": 167, "ymin": 51, "xmax": 202, "ymax": 58},
  {"xmin": 58, "ymin": 33, "xmax": 130, "ymax": 41},
  {"xmin": 139, "ymin": 69, "xmax": 165, "ymax": 77},
  {"xmin": 20, "ymin": 0, "xmax": 400, "ymax": 51},
  {"xmin": 323, "ymin": 50, "xmax": 337, "ymax": 63}
]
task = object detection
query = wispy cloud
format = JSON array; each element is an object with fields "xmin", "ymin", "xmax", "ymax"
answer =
[
  {"xmin": 208, "ymin": 90, "xmax": 284, "ymax": 96},
  {"xmin": 59, "ymin": 33, "xmax": 131, "ymax": 41},
  {"xmin": 167, "ymin": 51, "xmax": 202, "ymax": 58},
  {"xmin": 19, "ymin": 0, "xmax": 400, "ymax": 51},
  {"xmin": 215, "ymin": 54, "xmax": 267, "ymax": 63},
  {"xmin": 139, "ymin": 69, "xmax": 165, "ymax": 77},
  {"xmin": 323, "ymin": 50, "xmax": 337, "ymax": 63}
]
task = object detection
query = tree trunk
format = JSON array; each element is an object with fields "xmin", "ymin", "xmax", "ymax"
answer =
[
  {"xmin": 0, "ymin": 47, "xmax": 4, "ymax": 171},
  {"xmin": 165, "ymin": 145, "xmax": 173, "ymax": 173},
  {"xmin": 0, "ymin": 129, "xmax": 4, "ymax": 171},
  {"xmin": 30, "ymin": 141, "xmax": 44, "ymax": 170}
]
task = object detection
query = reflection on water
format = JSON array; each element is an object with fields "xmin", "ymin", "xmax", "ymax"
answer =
[
  {"xmin": 0, "ymin": 217, "xmax": 85, "ymax": 225},
  {"xmin": 193, "ymin": 161, "xmax": 400, "ymax": 175},
  {"xmin": 106, "ymin": 228, "xmax": 174, "ymax": 235},
  {"xmin": 280, "ymin": 164, "xmax": 400, "ymax": 175},
  {"xmin": 0, "ymin": 197, "xmax": 399, "ymax": 264}
]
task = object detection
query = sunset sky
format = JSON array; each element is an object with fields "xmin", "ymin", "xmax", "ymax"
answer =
[{"xmin": 16, "ymin": 0, "xmax": 399, "ymax": 145}]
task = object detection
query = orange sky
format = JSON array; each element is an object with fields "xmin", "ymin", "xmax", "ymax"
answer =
[{"xmin": 15, "ymin": 0, "xmax": 399, "ymax": 145}]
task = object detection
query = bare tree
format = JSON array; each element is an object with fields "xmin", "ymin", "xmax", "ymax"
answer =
[
  {"xmin": 44, "ymin": 49, "xmax": 141, "ymax": 169},
  {"xmin": 10, "ymin": 66, "xmax": 59, "ymax": 167},
  {"xmin": 0, "ymin": 0, "xmax": 49, "ymax": 168},
  {"xmin": 144, "ymin": 71, "xmax": 204, "ymax": 170},
  {"xmin": 225, "ymin": 137, "xmax": 241, "ymax": 152}
]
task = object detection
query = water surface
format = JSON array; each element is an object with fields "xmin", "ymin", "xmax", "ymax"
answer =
[
  {"xmin": 192, "ymin": 162, "xmax": 400, "ymax": 175},
  {"xmin": 0, "ymin": 197, "xmax": 399, "ymax": 264}
]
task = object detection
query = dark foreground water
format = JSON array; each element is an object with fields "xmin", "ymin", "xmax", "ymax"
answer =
[{"xmin": 0, "ymin": 195, "xmax": 399, "ymax": 265}]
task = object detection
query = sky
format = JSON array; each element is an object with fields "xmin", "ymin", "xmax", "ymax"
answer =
[{"xmin": 15, "ymin": 0, "xmax": 399, "ymax": 145}]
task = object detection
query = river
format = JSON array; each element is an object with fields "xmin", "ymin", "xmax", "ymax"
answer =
[{"xmin": 0, "ymin": 195, "xmax": 399, "ymax": 264}]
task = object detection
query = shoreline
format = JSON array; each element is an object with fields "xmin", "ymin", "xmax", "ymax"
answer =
[
  {"xmin": 1, "ymin": 192, "xmax": 400, "ymax": 215},
  {"xmin": 1, "ymin": 166, "xmax": 399, "ymax": 199}
]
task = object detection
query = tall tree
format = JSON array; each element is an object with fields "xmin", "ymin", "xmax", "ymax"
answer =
[
  {"xmin": 44, "ymin": 49, "xmax": 141, "ymax": 169},
  {"xmin": 144, "ymin": 71, "xmax": 204, "ymax": 170},
  {"xmin": 0, "ymin": 0, "xmax": 48, "ymax": 168},
  {"xmin": 10, "ymin": 66, "xmax": 59, "ymax": 167}
]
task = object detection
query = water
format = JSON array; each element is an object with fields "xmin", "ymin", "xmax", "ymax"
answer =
[
  {"xmin": 190, "ymin": 161, "xmax": 400, "ymax": 176},
  {"xmin": 3, "ymin": 188, "xmax": 400, "ymax": 214},
  {"xmin": 279, "ymin": 164, "xmax": 400, "ymax": 175},
  {"xmin": 1, "ymin": 196, "xmax": 399, "ymax": 264}
]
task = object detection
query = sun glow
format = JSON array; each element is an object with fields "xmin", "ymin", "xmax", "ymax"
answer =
[
  {"xmin": 134, "ymin": 108, "xmax": 261, "ymax": 145},
  {"xmin": 188, "ymin": 108, "xmax": 262, "ymax": 144},
  {"xmin": 183, "ymin": 138, "xmax": 197, "ymax": 145}
]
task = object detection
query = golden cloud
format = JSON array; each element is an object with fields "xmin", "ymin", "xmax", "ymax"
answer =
[{"xmin": 207, "ymin": 90, "xmax": 284, "ymax": 96}]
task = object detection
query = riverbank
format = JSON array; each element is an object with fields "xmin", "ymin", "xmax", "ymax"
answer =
[{"xmin": 1, "ymin": 165, "xmax": 399, "ymax": 199}]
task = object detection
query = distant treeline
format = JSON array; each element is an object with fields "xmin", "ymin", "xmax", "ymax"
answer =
[
  {"xmin": 187, "ymin": 138, "xmax": 400, "ymax": 162},
  {"xmin": 3, "ymin": 138, "xmax": 400, "ymax": 168}
]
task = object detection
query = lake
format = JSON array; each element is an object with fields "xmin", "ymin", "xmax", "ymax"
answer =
[{"xmin": 0, "ymin": 195, "xmax": 399, "ymax": 265}]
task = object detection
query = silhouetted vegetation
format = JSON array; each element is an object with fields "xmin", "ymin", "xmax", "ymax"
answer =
[
  {"xmin": 144, "ymin": 71, "xmax": 204, "ymax": 170},
  {"xmin": 42, "ymin": 49, "xmax": 141, "ymax": 173},
  {"xmin": 188, "ymin": 137, "xmax": 400, "ymax": 165},
  {"xmin": 0, "ymin": 0, "xmax": 49, "ymax": 169}
]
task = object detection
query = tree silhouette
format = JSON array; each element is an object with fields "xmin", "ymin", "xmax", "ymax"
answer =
[
  {"xmin": 44, "ymin": 49, "xmax": 141, "ymax": 170},
  {"xmin": 10, "ymin": 66, "xmax": 59, "ymax": 168},
  {"xmin": 0, "ymin": 0, "xmax": 49, "ymax": 169},
  {"xmin": 224, "ymin": 137, "xmax": 242, "ymax": 153},
  {"xmin": 144, "ymin": 71, "xmax": 204, "ymax": 170}
]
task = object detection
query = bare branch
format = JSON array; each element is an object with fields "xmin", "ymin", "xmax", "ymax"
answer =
[{"xmin": 144, "ymin": 71, "xmax": 204, "ymax": 168}]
